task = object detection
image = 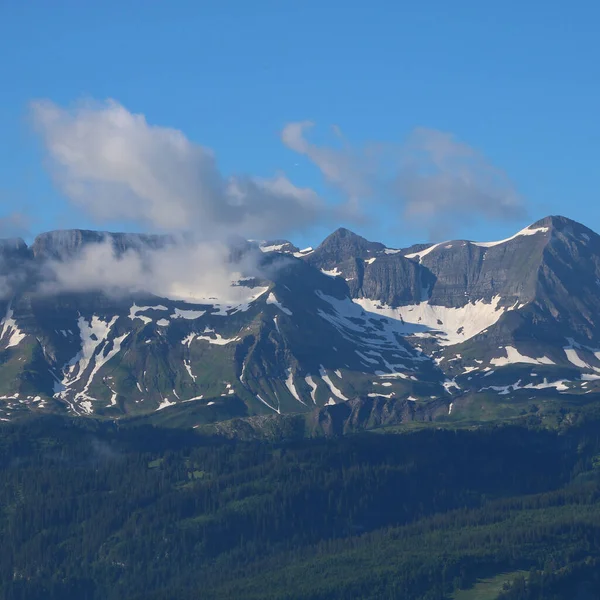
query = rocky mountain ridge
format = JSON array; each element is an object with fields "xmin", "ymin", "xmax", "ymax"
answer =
[{"xmin": 2, "ymin": 216, "xmax": 600, "ymax": 429}]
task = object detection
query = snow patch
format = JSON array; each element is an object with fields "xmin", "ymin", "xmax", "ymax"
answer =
[
  {"xmin": 471, "ymin": 226, "xmax": 549, "ymax": 248},
  {"xmin": 315, "ymin": 292, "xmax": 425, "ymax": 376},
  {"xmin": 319, "ymin": 365, "xmax": 348, "ymax": 401},
  {"xmin": 129, "ymin": 304, "xmax": 168, "ymax": 325},
  {"xmin": 564, "ymin": 345, "xmax": 593, "ymax": 369},
  {"xmin": 53, "ymin": 315, "xmax": 130, "ymax": 413},
  {"xmin": 266, "ymin": 293, "xmax": 293, "ymax": 315},
  {"xmin": 294, "ymin": 247, "xmax": 313, "ymax": 257},
  {"xmin": 171, "ymin": 308, "xmax": 206, "ymax": 320},
  {"xmin": 377, "ymin": 371, "xmax": 417, "ymax": 380},
  {"xmin": 481, "ymin": 378, "xmax": 569, "ymax": 394},
  {"xmin": 355, "ymin": 296, "xmax": 508, "ymax": 346},
  {"xmin": 305, "ymin": 375, "xmax": 318, "ymax": 404},
  {"xmin": 0, "ymin": 306, "xmax": 26, "ymax": 349},
  {"xmin": 491, "ymin": 346, "xmax": 555, "ymax": 367},
  {"xmin": 582, "ymin": 374, "xmax": 600, "ymax": 381},
  {"xmin": 181, "ymin": 333, "xmax": 195, "ymax": 347},
  {"xmin": 443, "ymin": 379, "xmax": 460, "ymax": 393},
  {"xmin": 183, "ymin": 395, "xmax": 204, "ymax": 402},
  {"xmin": 285, "ymin": 369, "xmax": 305, "ymax": 405},
  {"xmin": 256, "ymin": 394, "xmax": 280, "ymax": 414},
  {"xmin": 320, "ymin": 267, "xmax": 342, "ymax": 277},
  {"xmin": 156, "ymin": 398, "xmax": 176, "ymax": 411},
  {"xmin": 524, "ymin": 379, "xmax": 569, "ymax": 391},
  {"xmin": 184, "ymin": 359, "xmax": 197, "ymax": 382},
  {"xmin": 208, "ymin": 286, "xmax": 269, "ymax": 316},
  {"xmin": 197, "ymin": 328, "xmax": 240, "ymax": 345},
  {"xmin": 260, "ymin": 243, "xmax": 288, "ymax": 253},
  {"xmin": 405, "ymin": 243, "xmax": 444, "ymax": 261}
]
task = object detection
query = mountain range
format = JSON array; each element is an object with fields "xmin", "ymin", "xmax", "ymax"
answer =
[{"xmin": 2, "ymin": 215, "xmax": 600, "ymax": 432}]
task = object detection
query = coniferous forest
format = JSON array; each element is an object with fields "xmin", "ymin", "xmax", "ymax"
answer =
[{"xmin": 2, "ymin": 416, "xmax": 600, "ymax": 599}]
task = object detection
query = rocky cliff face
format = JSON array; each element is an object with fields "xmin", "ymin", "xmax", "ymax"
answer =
[
  {"xmin": 0, "ymin": 237, "xmax": 29, "ymax": 257},
  {"xmin": 0, "ymin": 230, "xmax": 444, "ymax": 422},
  {"xmin": 2, "ymin": 215, "xmax": 600, "ymax": 429},
  {"xmin": 202, "ymin": 394, "xmax": 450, "ymax": 440},
  {"xmin": 306, "ymin": 229, "xmax": 433, "ymax": 306},
  {"xmin": 31, "ymin": 229, "xmax": 172, "ymax": 260}
]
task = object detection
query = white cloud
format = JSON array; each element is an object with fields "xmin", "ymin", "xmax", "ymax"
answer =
[
  {"xmin": 40, "ymin": 236, "xmax": 270, "ymax": 303},
  {"xmin": 282, "ymin": 122, "xmax": 526, "ymax": 239},
  {"xmin": 395, "ymin": 128, "xmax": 525, "ymax": 237},
  {"xmin": 31, "ymin": 99, "xmax": 333, "ymax": 239},
  {"xmin": 281, "ymin": 120, "xmax": 376, "ymax": 206},
  {"xmin": 30, "ymin": 97, "xmax": 523, "ymax": 245},
  {"xmin": 25, "ymin": 97, "xmax": 528, "ymax": 298}
]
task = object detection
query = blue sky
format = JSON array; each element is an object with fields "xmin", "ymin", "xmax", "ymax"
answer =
[{"xmin": 1, "ymin": 0, "xmax": 599, "ymax": 248}]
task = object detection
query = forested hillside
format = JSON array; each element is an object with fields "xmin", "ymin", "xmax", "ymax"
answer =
[{"xmin": 2, "ymin": 417, "xmax": 600, "ymax": 599}]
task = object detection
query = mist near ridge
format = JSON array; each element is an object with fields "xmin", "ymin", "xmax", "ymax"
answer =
[{"xmin": 0, "ymin": 233, "xmax": 289, "ymax": 303}]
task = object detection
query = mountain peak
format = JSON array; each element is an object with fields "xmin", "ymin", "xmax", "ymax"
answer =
[
  {"xmin": 328, "ymin": 227, "xmax": 360, "ymax": 237},
  {"xmin": 0, "ymin": 237, "xmax": 28, "ymax": 251},
  {"xmin": 5, "ymin": 215, "xmax": 600, "ymax": 424},
  {"xmin": 318, "ymin": 228, "xmax": 385, "ymax": 254},
  {"xmin": 529, "ymin": 215, "xmax": 590, "ymax": 233},
  {"xmin": 323, "ymin": 227, "xmax": 366, "ymax": 243},
  {"xmin": 0, "ymin": 237, "xmax": 29, "ymax": 261}
]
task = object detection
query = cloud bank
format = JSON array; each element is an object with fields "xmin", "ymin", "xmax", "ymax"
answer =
[
  {"xmin": 282, "ymin": 122, "xmax": 526, "ymax": 239},
  {"xmin": 281, "ymin": 121, "xmax": 377, "ymax": 208},
  {"xmin": 31, "ymin": 98, "xmax": 526, "ymax": 243},
  {"xmin": 40, "ymin": 236, "xmax": 266, "ymax": 303},
  {"xmin": 20, "ymin": 97, "xmax": 527, "ymax": 300},
  {"xmin": 28, "ymin": 99, "xmax": 332, "ymax": 300},
  {"xmin": 31, "ymin": 99, "xmax": 335, "ymax": 240}
]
